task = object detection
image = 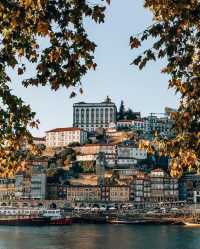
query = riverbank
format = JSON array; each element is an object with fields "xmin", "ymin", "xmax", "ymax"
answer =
[{"xmin": 71, "ymin": 212, "xmax": 186, "ymax": 225}]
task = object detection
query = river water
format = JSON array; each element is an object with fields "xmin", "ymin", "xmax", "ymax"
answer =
[{"xmin": 0, "ymin": 225, "xmax": 200, "ymax": 249}]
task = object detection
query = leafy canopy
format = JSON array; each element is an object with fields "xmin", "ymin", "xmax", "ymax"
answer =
[
  {"xmin": 0, "ymin": 0, "xmax": 110, "ymax": 176},
  {"xmin": 131, "ymin": 0, "xmax": 200, "ymax": 177}
]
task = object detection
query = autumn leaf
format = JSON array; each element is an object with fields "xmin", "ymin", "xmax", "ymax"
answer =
[
  {"xmin": 19, "ymin": 0, "xmax": 33, "ymax": 8},
  {"xmin": 18, "ymin": 68, "xmax": 24, "ymax": 75},
  {"xmin": 130, "ymin": 37, "xmax": 141, "ymax": 49},
  {"xmin": 37, "ymin": 21, "xmax": 49, "ymax": 36}
]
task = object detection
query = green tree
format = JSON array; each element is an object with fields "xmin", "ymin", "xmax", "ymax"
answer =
[
  {"xmin": 0, "ymin": 0, "xmax": 109, "ymax": 175},
  {"xmin": 118, "ymin": 100, "xmax": 126, "ymax": 120},
  {"xmin": 126, "ymin": 108, "xmax": 137, "ymax": 120}
]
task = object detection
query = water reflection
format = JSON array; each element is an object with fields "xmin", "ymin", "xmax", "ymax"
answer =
[{"xmin": 0, "ymin": 225, "xmax": 199, "ymax": 249}]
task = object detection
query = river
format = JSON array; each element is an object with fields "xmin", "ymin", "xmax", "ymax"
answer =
[{"xmin": 0, "ymin": 225, "xmax": 200, "ymax": 249}]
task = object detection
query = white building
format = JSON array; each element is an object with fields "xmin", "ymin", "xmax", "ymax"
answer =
[
  {"xmin": 75, "ymin": 144, "xmax": 146, "ymax": 167},
  {"xmin": 45, "ymin": 127, "xmax": 88, "ymax": 148},
  {"xmin": 117, "ymin": 116, "xmax": 174, "ymax": 137},
  {"xmin": 73, "ymin": 97, "xmax": 117, "ymax": 132},
  {"xmin": 117, "ymin": 119, "xmax": 145, "ymax": 131},
  {"xmin": 117, "ymin": 146, "xmax": 147, "ymax": 160}
]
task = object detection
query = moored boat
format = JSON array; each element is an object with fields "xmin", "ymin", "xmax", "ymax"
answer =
[
  {"xmin": 42, "ymin": 209, "xmax": 72, "ymax": 225},
  {"xmin": 0, "ymin": 216, "xmax": 50, "ymax": 226},
  {"xmin": 0, "ymin": 207, "xmax": 72, "ymax": 226},
  {"xmin": 184, "ymin": 221, "xmax": 200, "ymax": 227}
]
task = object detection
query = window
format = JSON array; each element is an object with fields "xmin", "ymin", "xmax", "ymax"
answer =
[
  {"xmin": 91, "ymin": 108, "xmax": 94, "ymax": 123},
  {"xmin": 96, "ymin": 108, "xmax": 99, "ymax": 123},
  {"xmin": 110, "ymin": 108, "xmax": 114, "ymax": 122},
  {"xmin": 100, "ymin": 108, "xmax": 104, "ymax": 120},
  {"xmin": 81, "ymin": 109, "xmax": 85, "ymax": 123},
  {"xmin": 76, "ymin": 109, "xmax": 79, "ymax": 123},
  {"xmin": 105, "ymin": 108, "xmax": 108, "ymax": 123},
  {"xmin": 86, "ymin": 109, "xmax": 89, "ymax": 124}
]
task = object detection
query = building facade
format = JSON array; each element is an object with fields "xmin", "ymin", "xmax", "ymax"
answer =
[
  {"xmin": 73, "ymin": 97, "xmax": 117, "ymax": 132},
  {"xmin": 179, "ymin": 174, "xmax": 200, "ymax": 203},
  {"xmin": 66, "ymin": 185, "xmax": 101, "ymax": 202},
  {"xmin": 0, "ymin": 178, "xmax": 15, "ymax": 201},
  {"xmin": 15, "ymin": 172, "xmax": 31, "ymax": 200},
  {"xmin": 46, "ymin": 127, "xmax": 88, "ymax": 147},
  {"xmin": 30, "ymin": 166, "xmax": 47, "ymax": 200},
  {"xmin": 150, "ymin": 169, "xmax": 179, "ymax": 203}
]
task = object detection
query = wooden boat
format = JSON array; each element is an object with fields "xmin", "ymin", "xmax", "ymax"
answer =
[{"xmin": 184, "ymin": 221, "xmax": 200, "ymax": 227}]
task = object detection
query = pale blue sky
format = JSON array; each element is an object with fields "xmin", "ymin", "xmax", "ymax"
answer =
[{"xmin": 9, "ymin": 1, "xmax": 179, "ymax": 137}]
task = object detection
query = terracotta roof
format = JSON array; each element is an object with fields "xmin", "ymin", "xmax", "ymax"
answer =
[{"xmin": 46, "ymin": 127, "xmax": 83, "ymax": 133}]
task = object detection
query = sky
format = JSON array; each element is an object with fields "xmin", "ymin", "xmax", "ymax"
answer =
[{"xmin": 9, "ymin": 0, "xmax": 179, "ymax": 137}]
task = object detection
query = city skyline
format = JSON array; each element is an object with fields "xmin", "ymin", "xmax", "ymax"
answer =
[{"xmin": 8, "ymin": 1, "xmax": 179, "ymax": 137}]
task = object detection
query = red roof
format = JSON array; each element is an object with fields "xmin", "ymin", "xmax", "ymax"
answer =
[{"xmin": 46, "ymin": 127, "xmax": 83, "ymax": 133}]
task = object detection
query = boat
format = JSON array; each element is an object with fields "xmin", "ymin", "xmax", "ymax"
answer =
[
  {"xmin": 108, "ymin": 219, "xmax": 147, "ymax": 224},
  {"xmin": 0, "ymin": 207, "xmax": 72, "ymax": 226},
  {"xmin": 184, "ymin": 222, "xmax": 200, "ymax": 227},
  {"xmin": 42, "ymin": 209, "xmax": 72, "ymax": 225},
  {"xmin": 0, "ymin": 216, "xmax": 50, "ymax": 226}
]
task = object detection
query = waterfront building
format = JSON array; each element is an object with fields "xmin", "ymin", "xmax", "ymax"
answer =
[
  {"xmin": 131, "ymin": 169, "xmax": 179, "ymax": 207},
  {"xmin": 15, "ymin": 172, "xmax": 31, "ymax": 200},
  {"xmin": 109, "ymin": 186, "xmax": 130, "ymax": 202},
  {"xmin": 179, "ymin": 174, "xmax": 200, "ymax": 203},
  {"xmin": 0, "ymin": 178, "xmax": 15, "ymax": 201},
  {"xmin": 45, "ymin": 127, "xmax": 88, "ymax": 148},
  {"xmin": 66, "ymin": 185, "xmax": 101, "ymax": 202},
  {"xmin": 132, "ymin": 172, "xmax": 151, "ymax": 208},
  {"xmin": 96, "ymin": 152, "xmax": 106, "ymax": 186},
  {"xmin": 150, "ymin": 169, "xmax": 179, "ymax": 203},
  {"xmin": 73, "ymin": 97, "xmax": 117, "ymax": 132},
  {"xmin": 30, "ymin": 166, "xmax": 46, "ymax": 200}
]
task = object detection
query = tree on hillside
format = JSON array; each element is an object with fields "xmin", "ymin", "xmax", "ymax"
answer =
[
  {"xmin": 126, "ymin": 108, "xmax": 137, "ymax": 120},
  {"xmin": 118, "ymin": 100, "xmax": 126, "ymax": 120},
  {"xmin": 132, "ymin": 0, "xmax": 200, "ymax": 177},
  {"xmin": 117, "ymin": 101, "xmax": 137, "ymax": 121},
  {"xmin": 0, "ymin": 0, "xmax": 110, "ymax": 176}
]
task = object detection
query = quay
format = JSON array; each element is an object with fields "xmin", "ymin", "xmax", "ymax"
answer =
[{"xmin": 71, "ymin": 212, "xmax": 186, "ymax": 225}]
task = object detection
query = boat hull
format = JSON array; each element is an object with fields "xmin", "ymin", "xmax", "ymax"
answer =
[
  {"xmin": 49, "ymin": 217, "xmax": 72, "ymax": 226},
  {"xmin": 0, "ymin": 217, "xmax": 50, "ymax": 226},
  {"xmin": 184, "ymin": 222, "xmax": 200, "ymax": 227}
]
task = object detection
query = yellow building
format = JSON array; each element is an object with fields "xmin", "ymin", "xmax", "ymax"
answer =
[
  {"xmin": 66, "ymin": 186, "xmax": 101, "ymax": 202},
  {"xmin": 109, "ymin": 186, "xmax": 130, "ymax": 202}
]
